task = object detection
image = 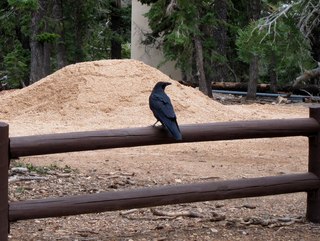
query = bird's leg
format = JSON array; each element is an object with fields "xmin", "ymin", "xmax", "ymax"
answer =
[
  {"xmin": 151, "ymin": 120, "xmax": 164, "ymax": 129},
  {"xmin": 152, "ymin": 120, "xmax": 159, "ymax": 126}
]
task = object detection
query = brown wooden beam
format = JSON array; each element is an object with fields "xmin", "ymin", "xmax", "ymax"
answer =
[
  {"xmin": 212, "ymin": 82, "xmax": 270, "ymax": 92},
  {"xmin": 294, "ymin": 67, "xmax": 320, "ymax": 87},
  {"xmin": 307, "ymin": 107, "xmax": 320, "ymax": 222},
  {"xmin": 0, "ymin": 122, "xmax": 9, "ymax": 241},
  {"xmin": 10, "ymin": 118, "xmax": 320, "ymax": 158},
  {"xmin": 9, "ymin": 173, "xmax": 320, "ymax": 222}
]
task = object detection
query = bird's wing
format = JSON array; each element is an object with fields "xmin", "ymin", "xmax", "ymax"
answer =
[
  {"xmin": 149, "ymin": 92, "xmax": 182, "ymax": 140},
  {"xmin": 150, "ymin": 93, "xmax": 176, "ymax": 119}
]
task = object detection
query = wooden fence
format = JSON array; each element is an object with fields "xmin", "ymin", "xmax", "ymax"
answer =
[{"xmin": 1, "ymin": 107, "xmax": 320, "ymax": 240}]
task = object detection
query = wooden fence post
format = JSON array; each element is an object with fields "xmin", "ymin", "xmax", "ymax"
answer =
[
  {"xmin": 307, "ymin": 107, "xmax": 320, "ymax": 222},
  {"xmin": 0, "ymin": 122, "xmax": 9, "ymax": 241}
]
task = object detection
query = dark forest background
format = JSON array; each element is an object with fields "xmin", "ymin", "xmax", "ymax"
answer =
[{"xmin": 1, "ymin": 0, "xmax": 319, "ymax": 98}]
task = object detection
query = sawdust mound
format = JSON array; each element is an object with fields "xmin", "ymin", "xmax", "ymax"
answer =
[{"xmin": 0, "ymin": 59, "xmax": 245, "ymax": 135}]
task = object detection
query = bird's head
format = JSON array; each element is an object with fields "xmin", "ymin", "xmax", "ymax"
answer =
[{"xmin": 155, "ymin": 81, "xmax": 172, "ymax": 90}]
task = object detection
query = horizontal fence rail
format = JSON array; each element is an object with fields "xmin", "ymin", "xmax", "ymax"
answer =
[
  {"xmin": 10, "ymin": 118, "xmax": 320, "ymax": 158},
  {"xmin": 9, "ymin": 173, "xmax": 320, "ymax": 221},
  {"xmin": 2, "ymin": 107, "xmax": 320, "ymax": 241}
]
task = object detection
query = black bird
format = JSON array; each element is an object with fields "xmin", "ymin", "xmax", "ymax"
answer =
[{"xmin": 149, "ymin": 81, "xmax": 182, "ymax": 140}]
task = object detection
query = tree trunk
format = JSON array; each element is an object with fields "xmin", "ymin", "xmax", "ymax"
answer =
[
  {"xmin": 246, "ymin": 0, "xmax": 261, "ymax": 100},
  {"xmin": 29, "ymin": 0, "xmax": 51, "ymax": 84},
  {"xmin": 53, "ymin": 0, "xmax": 68, "ymax": 69},
  {"xmin": 194, "ymin": 35, "xmax": 212, "ymax": 97},
  {"xmin": 311, "ymin": 25, "xmax": 320, "ymax": 62},
  {"xmin": 211, "ymin": 0, "xmax": 229, "ymax": 82},
  {"xmin": 15, "ymin": 25, "xmax": 30, "ymax": 86},
  {"xmin": 293, "ymin": 66, "xmax": 320, "ymax": 86},
  {"xmin": 247, "ymin": 55, "xmax": 259, "ymax": 100},
  {"xmin": 110, "ymin": 0, "xmax": 122, "ymax": 59},
  {"xmin": 212, "ymin": 82, "xmax": 270, "ymax": 92},
  {"xmin": 74, "ymin": 2, "xmax": 86, "ymax": 62},
  {"xmin": 269, "ymin": 51, "xmax": 277, "ymax": 93}
]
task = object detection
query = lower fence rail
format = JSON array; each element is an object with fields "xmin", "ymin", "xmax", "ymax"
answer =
[{"xmin": 9, "ymin": 172, "xmax": 320, "ymax": 222}]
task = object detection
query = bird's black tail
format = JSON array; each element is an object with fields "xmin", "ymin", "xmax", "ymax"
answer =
[{"xmin": 162, "ymin": 119, "xmax": 182, "ymax": 140}]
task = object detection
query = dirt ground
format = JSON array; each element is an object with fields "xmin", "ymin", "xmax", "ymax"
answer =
[{"xmin": 2, "ymin": 60, "xmax": 320, "ymax": 240}]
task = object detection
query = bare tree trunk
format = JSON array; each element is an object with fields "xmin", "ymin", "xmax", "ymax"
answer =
[
  {"xmin": 53, "ymin": 0, "xmax": 68, "ymax": 69},
  {"xmin": 111, "ymin": 0, "xmax": 122, "ymax": 59},
  {"xmin": 74, "ymin": 2, "xmax": 86, "ymax": 62},
  {"xmin": 247, "ymin": 55, "xmax": 259, "ymax": 100},
  {"xmin": 29, "ymin": 0, "xmax": 51, "ymax": 84},
  {"xmin": 269, "ymin": 51, "xmax": 277, "ymax": 93},
  {"xmin": 293, "ymin": 66, "xmax": 320, "ymax": 86},
  {"xmin": 194, "ymin": 36, "xmax": 212, "ymax": 97},
  {"xmin": 43, "ymin": 42, "xmax": 51, "ymax": 74},
  {"xmin": 311, "ymin": 25, "xmax": 320, "ymax": 62},
  {"xmin": 182, "ymin": 53, "xmax": 195, "ymax": 85},
  {"xmin": 246, "ymin": 0, "xmax": 261, "ymax": 100},
  {"xmin": 211, "ymin": 0, "xmax": 229, "ymax": 82},
  {"xmin": 15, "ymin": 23, "xmax": 30, "ymax": 86}
]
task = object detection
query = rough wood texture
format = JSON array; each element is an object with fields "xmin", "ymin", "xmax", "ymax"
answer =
[
  {"xmin": 294, "ymin": 67, "xmax": 320, "ymax": 87},
  {"xmin": 0, "ymin": 122, "xmax": 9, "ymax": 241},
  {"xmin": 10, "ymin": 118, "xmax": 320, "ymax": 158},
  {"xmin": 307, "ymin": 107, "xmax": 320, "ymax": 222},
  {"xmin": 9, "ymin": 173, "xmax": 320, "ymax": 221},
  {"xmin": 212, "ymin": 82, "xmax": 271, "ymax": 92}
]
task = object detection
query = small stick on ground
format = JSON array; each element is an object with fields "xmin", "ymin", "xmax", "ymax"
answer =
[
  {"xmin": 150, "ymin": 208, "xmax": 203, "ymax": 218},
  {"xmin": 119, "ymin": 209, "xmax": 139, "ymax": 216},
  {"xmin": 9, "ymin": 176, "xmax": 49, "ymax": 183}
]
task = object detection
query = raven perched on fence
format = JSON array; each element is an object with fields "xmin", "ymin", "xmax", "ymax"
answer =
[{"xmin": 149, "ymin": 81, "xmax": 182, "ymax": 140}]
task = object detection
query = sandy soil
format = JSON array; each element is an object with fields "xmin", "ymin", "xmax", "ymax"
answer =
[{"xmin": 1, "ymin": 60, "xmax": 320, "ymax": 240}]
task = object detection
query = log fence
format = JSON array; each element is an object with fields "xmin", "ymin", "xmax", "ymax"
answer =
[{"xmin": 1, "ymin": 107, "xmax": 320, "ymax": 240}]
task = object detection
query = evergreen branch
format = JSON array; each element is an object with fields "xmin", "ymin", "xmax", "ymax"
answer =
[{"xmin": 256, "ymin": 0, "xmax": 320, "ymax": 39}]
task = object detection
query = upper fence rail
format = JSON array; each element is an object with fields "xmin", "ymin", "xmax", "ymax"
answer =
[{"xmin": 10, "ymin": 118, "xmax": 320, "ymax": 158}]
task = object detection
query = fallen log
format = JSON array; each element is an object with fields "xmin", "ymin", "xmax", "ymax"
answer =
[
  {"xmin": 212, "ymin": 82, "xmax": 270, "ymax": 92},
  {"xmin": 179, "ymin": 80, "xmax": 320, "ymax": 96},
  {"xmin": 293, "ymin": 66, "xmax": 320, "ymax": 87}
]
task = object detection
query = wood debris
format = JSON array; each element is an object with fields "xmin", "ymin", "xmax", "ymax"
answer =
[{"xmin": 151, "ymin": 208, "xmax": 204, "ymax": 218}]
